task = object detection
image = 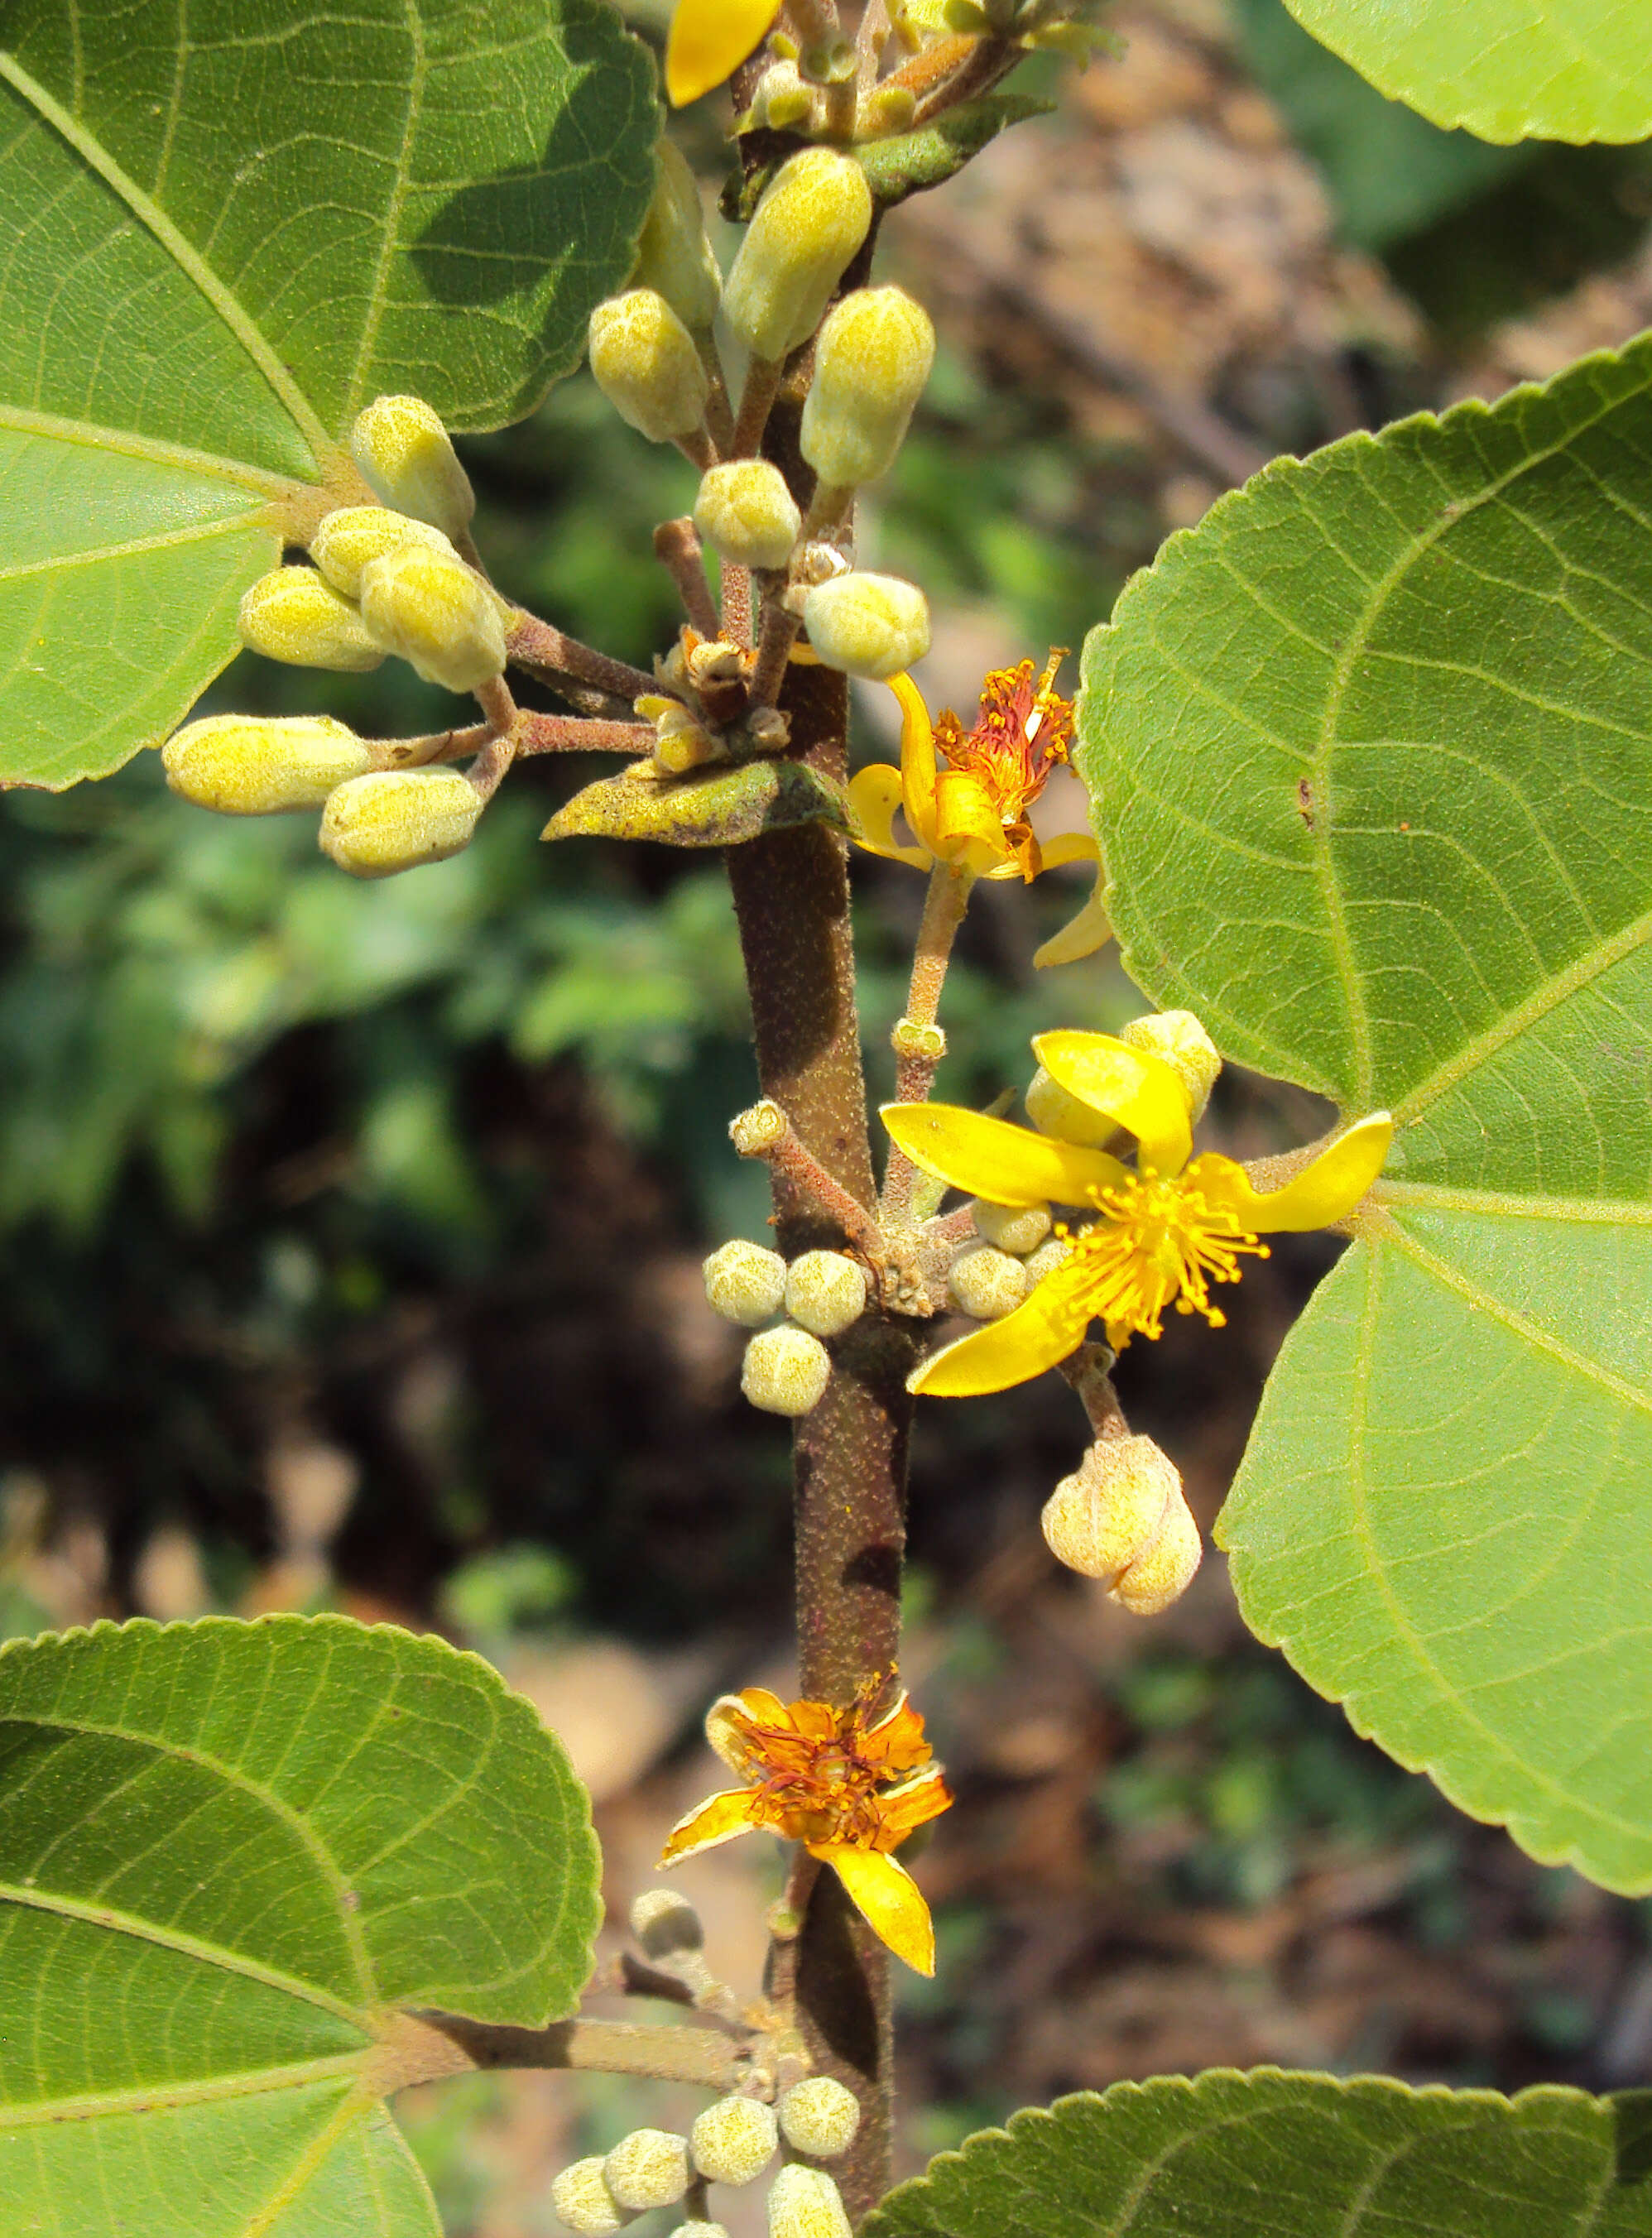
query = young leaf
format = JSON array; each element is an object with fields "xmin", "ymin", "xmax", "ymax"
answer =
[
  {"xmin": 862, "ymin": 2071, "xmax": 1652, "ymax": 2238},
  {"xmin": 1078, "ymin": 336, "xmax": 1652, "ymax": 1890},
  {"xmin": 0, "ymin": 0, "xmax": 656, "ymax": 790},
  {"xmin": 0, "ymin": 1615, "xmax": 602, "ymax": 2235},
  {"xmin": 1276, "ymin": 0, "xmax": 1652, "ymax": 145}
]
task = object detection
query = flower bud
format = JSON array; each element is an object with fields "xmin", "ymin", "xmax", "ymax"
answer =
[
  {"xmin": 767, "ymin": 2164, "xmax": 852, "ymax": 2238},
  {"xmin": 629, "ymin": 1885, "xmax": 704, "ymax": 1957},
  {"xmin": 1025, "ymin": 1064, "xmax": 1117, "ymax": 1148},
  {"xmin": 729, "ymin": 1099, "xmax": 788, "ymax": 1156},
  {"xmin": 319, "ymin": 768, "xmax": 483, "ymax": 879},
  {"xmin": 801, "ymin": 287, "xmax": 935, "ymax": 490},
  {"xmin": 704, "ymin": 1239, "xmax": 788, "ymax": 1327},
  {"xmin": 784, "ymin": 1251, "xmax": 867, "ymax": 1338},
  {"xmin": 358, "ymin": 544, "xmax": 507, "ymax": 694},
  {"xmin": 690, "ymin": 2095, "xmax": 779, "ymax": 2186},
  {"xmin": 802, "ymin": 572, "xmax": 929, "ymax": 681},
  {"xmin": 724, "ymin": 150, "xmax": 873, "ymax": 363},
  {"xmin": 605, "ymin": 2130, "xmax": 690, "ymax": 2212},
  {"xmin": 675, "ymin": 2226, "xmax": 731, "ymax": 2238},
  {"xmin": 589, "ymin": 290, "xmax": 710, "ymax": 444},
  {"xmin": 777, "ymin": 2077, "xmax": 861, "ymax": 2159},
  {"xmin": 550, "ymin": 2157, "xmax": 627, "ymax": 2236},
  {"xmin": 1121, "ymin": 1009, "xmax": 1222, "ymax": 1122},
  {"xmin": 742, "ymin": 1325, "xmax": 831, "ymax": 1416},
  {"xmin": 631, "ymin": 139, "xmax": 722, "ymax": 332},
  {"xmin": 948, "ymin": 1245, "xmax": 1030, "ymax": 1321},
  {"xmin": 1109, "ymin": 1483, "xmax": 1202, "ymax": 1615},
  {"xmin": 1040, "ymin": 1434, "xmax": 1177, "ymax": 1585},
  {"xmin": 310, "ymin": 507, "xmax": 457, "ymax": 600},
  {"xmin": 162, "ymin": 713, "xmax": 372, "ymax": 814},
  {"xmin": 694, "ymin": 461, "xmax": 803, "ymax": 571},
  {"xmin": 971, "ymin": 1199, "xmax": 1051, "ymax": 1256},
  {"xmin": 238, "ymin": 566, "xmax": 383, "ymax": 672},
  {"xmin": 349, "ymin": 395, "xmax": 475, "ymax": 540},
  {"xmin": 1024, "ymin": 1236, "xmax": 1073, "ymax": 1285}
]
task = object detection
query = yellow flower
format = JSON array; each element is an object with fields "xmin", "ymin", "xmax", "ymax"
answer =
[
  {"xmin": 884, "ymin": 1027, "xmax": 1392, "ymax": 1395},
  {"xmin": 846, "ymin": 656, "xmax": 1110, "ymax": 967},
  {"xmin": 660, "ymin": 1678, "xmax": 952, "ymax": 1974},
  {"xmin": 665, "ymin": 0, "xmax": 781, "ymax": 106}
]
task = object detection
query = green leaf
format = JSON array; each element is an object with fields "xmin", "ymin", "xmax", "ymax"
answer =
[
  {"xmin": 0, "ymin": 0, "xmax": 656, "ymax": 790},
  {"xmin": 863, "ymin": 2071, "xmax": 1652, "ymax": 2238},
  {"xmin": 1078, "ymin": 336, "xmax": 1652, "ymax": 1890},
  {"xmin": 0, "ymin": 1614, "xmax": 602, "ymax": 2236},
  {"xmin": 544, "ymin": 757, "xmax": 849, "ymax": 847},
  {"xmin": 1276, "ymin": 0, "xmax": 1652, "ymax": 145}
]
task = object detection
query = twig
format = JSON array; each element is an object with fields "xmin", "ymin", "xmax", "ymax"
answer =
[
  {"xmin": 698, "ymin": 334, "xmax": 736, "ymax": 454},
  {"xmin": 882, "ymin": 863, "xmax": 974, "ymax": 1217},
  {"xmin": 750, "ymin": 596, "xmax": 803, "ymax": 706},
  {"xmin": 505, "ymin": 612, "xmax": 657, "ymax": 708},
  {"xmin": 731, "ymin": 1099, "xmax": 888, "ymax": 1261},
  {"xmin": 514, "ymin": 713, "xmax": 656, "ymax": 757},
  {"xmin": 416, "ymin": 2013, "xmax": 752, "ymax": 2091},
  {"xmin": 676, "ymin": 425, "xmax": 718, "ymax": 473},
  {"xmin": 655, "ymin": 517, "xmax": 722, "ymax": 637},
  {"xmin": 721, "ymin": 560, "xmax": 754, "ymax": 647},
  {"xmin": 732, "ymin": 357, "xmax": 784, "ymax": 458}
]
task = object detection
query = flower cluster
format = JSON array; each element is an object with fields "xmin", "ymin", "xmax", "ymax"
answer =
[{"xmin": 702, "ymin": 1239, "xmax": 870, "ymax": 1417}]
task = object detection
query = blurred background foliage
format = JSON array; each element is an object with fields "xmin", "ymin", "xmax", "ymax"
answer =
[{"xmin": 7, "ymin": 0, "xmax": 1652, "ymax": 2217}]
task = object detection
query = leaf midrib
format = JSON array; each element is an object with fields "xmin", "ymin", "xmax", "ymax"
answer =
[
  {"xmin": 0, "ymin": 403, "xmax": 302, "ymax": 503},
  {"xmin": 1374, "ymin": 1180, "xmax": 1652, "ymax": 1226},
  {"xmin": 0, "ymin": 2048, "xmax": 370, "ymax": 2130}
]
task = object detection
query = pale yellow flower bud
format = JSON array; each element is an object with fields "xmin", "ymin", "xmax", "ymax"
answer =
[
  {"xmin": 729, "ymin": 1099, "xmax": 788, "ymax": 1156},
  {"xmin": 777, "ymin": 2077, "xmax": 861, "ymax": 2159},
  {"xmin": 704, "ymin": 1239, "xmax": 788, "ymax": 1327},
  {"xmin": 1025, "ymin": 1064, "xmax": 1118, "ymax": 1148},
  {"xmin": 349, "ymin": 395, "xmax": 476, "ymax": 540},
  {"xmin": 588, "ymin": 290, "xmax": 710, "ymax": 443},
  {"xmin": 742, "ymin": 1325, "xmax": 832, "ymax": 1416},
  {"xmin": 550, "ymin": 2157, "xmax": 627, "ymax": 2236},
  {"xmin": 971, "ymin": 1198, "xmax": 1052, "ymax": 1256},
  {"xmin": 238, "ymin": 566, "xmax": 384, "ymax": 672},
  {"xmin": 948, "ymin": 1245, "xmax": 1030, "ymax": 1321},
  {"xmin": 1121, "ymin": 1009, "xmax": 1222, "ymax": 1122},
  {"xmin": 1109, "ymin": 1483, "xmax": 1202, "ymax": 1615},
  {"xmin": 1024, "ymin": 1236, "xmax": 1073, "ymax": 1285},
  {"xmin": 310, "ymin": 507, "xmax": 457, "ymax": 601},
  {"xmin": 767, "ymin": 2164, "xmax": 852, "ymax": 2238},
  {"xmin": 319, "ymin": 768, "xmax": 483, "ymax": 879},
  {"xmin": 162, "ymin": 714, "xmax": 372, "ymax": 815},
  {"xmin": 690, "ymin": 2095, "xmax": 779, "ymax": 2186},
  {"xmin": 724, "ymin": 150, "xmax": 873, "ymax": 363},
  {"xmin": 784, "ymin": 1251, "xmax": 867, "ymax": 1338},
  {"xmin": 629, "ymin": 1885, "xmax": 704, "ymax": 1957},
  {"xmin": 358, "ymin": 544, "xmax": 507, "ymax": 694},
  {"xmin": 694, "ymin": 461, "xmax": 803, "ymax": 571},
  {"xmin": 605, "ymin": 2130, "xmax": 691, "ymax": 2212},
  {"xmin": 802, "ymin": 572, "xmax": 929, "ymax": 681},
  {"xmin": 1040, "ymin": 1434, "xmax": 1177, "ymax": 1586},
  {"xmin": 675, "ymin": 2226, "xmax": 731, "ymax": 2238},
  {"xmin": 801, "ymin": 286, "xmax": 935, "ymax": 490},
  {"xmin": 631, "ymin": 139, "xmax": 723, "ymax": 333}
]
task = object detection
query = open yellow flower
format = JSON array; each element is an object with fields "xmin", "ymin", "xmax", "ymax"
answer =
[
  {"xmin": 660, "ymin": 1678, "xmax": 951, "ymax": 1974},
  {"xmin": 847, "ymin": 655, "xmax": 1110, "ymax": 966},
  {"xmin": 885, "ymin": 1028, "xmax": 1392, "ymax": 1395},
  {"xmin": 665, "ymin": 0, "xmax": 781, "ymax": 105}
]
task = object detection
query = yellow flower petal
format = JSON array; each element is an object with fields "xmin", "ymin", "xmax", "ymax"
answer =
[
  {"xmin": 1195, "ymin": 1112, "xmax": 1394, "ymax": 1233},
  {"xmin": 908, "ymin": 1270, "xmax": 1093, "ymax": 1396},
  {"xmin": 881, "ymin": 1102, "xmax": 1129, "ymax": 1208},
  {"xmin": 933, "ymin": 768, "xmax": 1014, "ymax": 873},
  {"xmin": 890, "ymin": 671, "xmax": 940, "ymax": 856},
  {"xmin": 665, "ymin": 0, "xmax": 781, "ymax": 104},
  {"xmin": 1031, "ymin": 836, "xmax": 1111, "ymax": 967},
  {"xmin": 847, "ymin": 762, "xmax": 932, "ymax": 868},
  {"xmin": 705, "ymin": 1685, "xmax": 789, "ymax": 1773},
  {"xmin": 660, "ymin": 1786, "xmax": 757, "ymax": 1865},
  {"xmin": 1031, "ymin": 1030, "xmax": 1193, "ymax": 1176},
  {"xmin": 812, "ymin": 1842, "xmax": 935, "ymax": 1976}
]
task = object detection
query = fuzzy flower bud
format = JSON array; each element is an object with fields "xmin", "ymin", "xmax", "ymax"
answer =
[
  {"xmin": 767, "ymin": 2164, "xmax": 853, "ymax": 2238},
  {"xmin": 675, "ymin": 2226, "xmax": 731, "ymax": 2238},
  {"xmin": 690, "ymin": 2095, "xmax": 779, "ymax": 2187},
  {"xmin": 948, "ymin": 1245, "xmax": 1030, "ymax": 1321},
  {"xmin": 319, "ymin": 767, "xmax": 483, "ymax": 879},
  {"xmin": 589, "ymin": 290, "xmax": 710, "ymax": 444},
  {"xmin": 1109, "ymin": 1483, "xmax": 1202, "ymax": 1615},
  {"xmin": 310, "ymin": 507, "xmax": 457, "ymax": 601},
  {"xmin": 629, "ymin": 1885, "xmax": 704, "ymax": 1957},
  {"xmin": 802, "ymin": 572, "xmax": 929, "ymax": 681},
  {"xmin": 784, "ymin": 1251, "xmax": 868, "ymax": 1338},
  {"xmin": 605, "ymin": 2130, "xmax": 691, "ymax": 2212},
  {"xmin": 1120, "ymin": 1009, "xmax": 1221, "ymax": 1122},
  {"xmin": 349, "ymin": 395, "xmax": 476, "ymax": 540},
  {"xmin": 1025, "ymin": 1064, "xmax": 1117, "ymax": 1147},
  {"xmin": 724, "ymin": 150, "xmax": 873, "ymax": 364},
  {"xmin": 162, "ymin": 713, "xmax": 372, "ymax": 815},
  {"xmin": 1040, "ymin": 1435, "xmax": 1199, "ymax": 1616},
  {"xmin": 971, "ymin": 1198, "xmax": 1052, "ymax": 1256},
  {"xmin": 801, "ymin": 286, "xmax": 935, "ymax": 490},
  {"xmin": 704, "ymin": 1239, "xmax": 788, "ymax": 1328},
  {"xmin": 238, "ymin": 566, "xmax": 384, "ymax": 672},
  {"xmin": 694, "ymin": 461, "xmax": 803, "ymax": 571},
  {"xmin": 358, "ymin": 544, "xmax": 507, "ymax": 694},
  {"xmin": 742, "ymin": 1325, "xmax": 832, "ymax": 1416},
  {"xmin": 1024, "ymin": 1235, "xmax": 1073, "ymax": 1285},
  {"xmin": 550, "ymin": 2157, "xmax": 627, "ymax": 2236},
  {"xmin": 631, "ymin": 139, "xmax": 723, "ymax": 332},
  {"xmin": 777, "ymin": 2077, "xmax": 862, "ymax": 2159}
]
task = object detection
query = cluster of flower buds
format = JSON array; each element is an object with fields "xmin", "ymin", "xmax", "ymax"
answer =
[
  {"xmin": 891, "ymin": 0, "xmax": 1115, "ymax": 62},
  {"xmin": 702, "ymin": 1238, "xmax": 869, "ymax": 1417},
  {"xmin": 1041, "ymin": 1431, "xmax": 1202, "ymax": 1613},
  {"xmin": 946, "ymin": 1196, "xmax": 1071, "ymax": 1324}
]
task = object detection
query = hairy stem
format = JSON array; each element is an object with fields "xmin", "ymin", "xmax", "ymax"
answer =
[
  {"xmin": 415, "ymin": 2013, "xmax": 751, "ymax": 2090},
  {"xmin": 883, "ymin": 863, "xmax": 973, "ymax": 1219}
]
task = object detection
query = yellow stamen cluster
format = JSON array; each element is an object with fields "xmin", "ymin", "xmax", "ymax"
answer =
[
  {"xmin": 1061, "ymin": 1167, "xmax": 1270, "ymax": 1344},
  {"xmin": 934, "ymin": 647, "xmax": 1073, "ymax": 844}
]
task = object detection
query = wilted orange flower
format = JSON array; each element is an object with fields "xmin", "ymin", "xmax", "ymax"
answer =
[{"xmin": 660, "ymin": 1678, "xmax": 951, "ymax": 1974}]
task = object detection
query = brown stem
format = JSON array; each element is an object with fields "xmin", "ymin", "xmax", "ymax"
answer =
[
  {"xmin": 910, "ymin": 33, "xmax": 1019, "ymax": 124},
  {"xmin": 363, "ymin": 719, "xmax": 494, "ymax": 770},
  {"xmin": 699, "ymin": 333, "xmax": 737, "ymax": 454},
  {"xmin": 514, "ymin": 714, "xmax": 656, "ymax": 756},
  {"xmin": 751, "ymin": 596, "xmax": 804, "ymax": 707},
  {"xmin": 732, "ymin": 1100, "xmax": 888, "ymax": 1261},
  {"xmin": 882, "ymin": 863, "xmax": 973, "ymax": 1219},
  {"xmin": 506, "ymin": 611, "xmax": 656, "ymax": 708},
  {"xmin": 676, "ymin": 425, "xmax": 718, "ymax": 472},
  {"xmin": 721, "ymin": 560, "xmax": 754, "ymax": 648},
  {"xmin": 655, "ymin": 517, "xmax": 721, "ymax": 638},
  {"xmin": 732, "ymin": 357, "xmax": 784, "ymax": 458},
  {"xmin": 415, "ymin": 2013, "xmax": 750, "ymax": 2090}
]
